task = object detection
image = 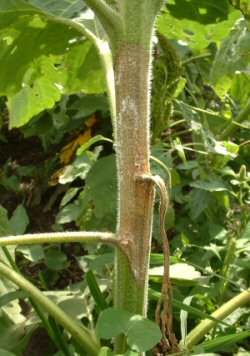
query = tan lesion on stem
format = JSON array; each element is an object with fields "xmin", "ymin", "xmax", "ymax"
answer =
[
  {"xmin": 114, "ymin": 42, "xmax": 154, "ymax": 287},
  {"xmin": 120, "ymin": 177, "xmax": 155, "ymax": 286}
]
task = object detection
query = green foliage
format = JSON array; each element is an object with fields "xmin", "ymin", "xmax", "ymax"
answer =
[
  {"xmin": 97, "ymin": 308, "xmax": 162, "ymax": 352},
  {"xmin": 151, "ymin": 32, "xmax": 183, "ymax": 141},
  {"xmin": 157, "ymin": 0, "xmax": 241, "ymax": 50},
  {"xmin": 27, "ymin": 0, "xmax": 86, "ymax": 17},
  {"xmin": 0, "ymin": 0, "xmax": 249, "ymax": 355},
  {"xmin": 83, "ymin": 154, "xmax": 116, "ymax": 227},
  {"xmin": 150, "ymin": 263, "xmax": 209, "ymax": 287},
  {"xmin": 230, "ymin": 0, "xmax": 250, "ymax": 29},
  {"xmin": 0, "ymin": 206, "xmax": 12, "ymax": 237},
  {"xmin": 210, "ymin": 19, "xmax": 250, "ymax": 100},
  {"xmin": 44, "ymin": 250, "xmax": 69, "ymax": 271},
  {"xmin": 9, "ymin": 205, "xmax": 29, "ymax": 235},
  {"xmin": 200, "ymin": 331, "xmax": 250, "ymax": 352},
  {"xmin": 86, "ymin": 269, "xmax": 109, "ymax": 311},
  {"xmin": 0, "ymin": 0, "xmax": 105, "ymax": 127},
  {"xmin": 0, "ymin": 207, "xmax": 36, "ymax": 354}
]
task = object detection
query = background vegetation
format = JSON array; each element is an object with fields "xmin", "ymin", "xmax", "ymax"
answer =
[{"xmin": 0, "ymin": 0, "xmax": 249, "ymax": 355}]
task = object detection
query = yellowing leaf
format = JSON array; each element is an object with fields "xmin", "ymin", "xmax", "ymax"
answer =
[
  {"xmin": 60, "ymin": 129, "xmax": 92, "ymax": 165},
  {"xmin": 85, "ymin": 115, "xmax": 97, "ymax": 128},
  {"xmin": 59, "ymin": 115, "xmax": 97, "ymax": 165}
]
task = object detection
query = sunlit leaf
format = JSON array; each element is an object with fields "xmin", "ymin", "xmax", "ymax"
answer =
[
  {"xmin": 230, "ymin": 0, "xmax": 250, "ymax": 30},
  {"xmin": 58, "ymin": 150, "xmax": 97, "ymax": 184},
  {"xmin": 157, "ymin": 0, "xmax": 241, "ymax": 50},
  {"xmin": 27, "ymin": 0, "xmax": 86, "ymax": 18},
  {"xmin": 210, "ymin": 19, "xmax": 250, "ymax": 97},
  {"xmin": 150, "ymin": 263, "xmax": 208, "ymax": 286},
  {"xmin": 0, "ymin": 0, "xmax": 105, "ymax": 127}
]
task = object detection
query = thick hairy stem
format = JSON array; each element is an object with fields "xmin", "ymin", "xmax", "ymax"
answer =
[
  {"xmin": 0, "ymin": 231, "xmax": 117, "ymax": 247},
  {"xmin": 181, "ymin": 289, "xmax": 250, "ymax": 350},
  {"xmin": 114, "ymin": 41, "xmax": 154, "ymax": 313},
  {"xmin": 0, "ymin": 260, "xmax": 100, "ymax": 355},
  {"xmin": 152, "ymin": 0, "xmax": 167, "ymax": 15},
  {"xmin": 113, "ymin": 13, "xmax": 154, "ymax": 356},
  {"xmin": 112, "ymin": 2, "xmax": 167, "ymax": 353}
]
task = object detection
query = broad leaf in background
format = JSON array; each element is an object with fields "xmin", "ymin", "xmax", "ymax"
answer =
[
  {"xmin": 0, "ymin": 349, "xmax": 16, "ymax": 356},
  {"xmin": 150, "ymin": 263, "xmax": 208, "ymax": 286},
  {"xmin": 0, "ymin": 205, "xmax": 12, "ymax": 237},
  {"xmin": 45, "ymin": 250, "xmax": 70, "ymax": 271},
  {"xmin": 45, "ymin": 289, "xmax": 93, "ymax": 320},
  {"xmin": 59, "ymin": 150, "xmax": 98, "ymax": 183},
  {"xmin": 71, "ymin": 95, "xmax": 109, "ymax": 119},
  {"xmin": 9, "ymin": 204, "xmax": 29, "ymax": 235},
  {"xmin": 76, "ymin": 154, "xmax": 117, "ymax": 231},
  {"xmin": 97, "ymin": 308, "xmax": 162, "ymax": 352},
  {"xmin": 230, "ymin": 71, "xmax": 250, "ymax": 108},
  {"xmin": 56, "ymin": 147, "xmax": 111, "ymax": 225},
  {"xmin": 85, "ymin": 155, "xmax": 116, "ymax": 219},
  {"xmin": 0, "ymin": 206, "xmax": 16, "ymax": 264},
  {"xmin": 210, "ymin": 19, "xmax": 250, "ymax": 101},
  {"xmin": 27, "ymin": 0, "xmax": 86, "ymax": 18},
  {"xmin": 0, "ymin": 206, "xmax": 27, "ymax": 351},
  {"xmin": 157, "ymin": 0, "xmax": 241, "ymax": 50},
  {"xmin": 16, "ymin": 245, "xmax": 45, "ymax": 263},
  {"xmin": 0, "ymin": 0, "xmax": 105, "ymax": 128},
  {"xmin": 190, "ymin": 180, "xmax": 228, "ymax": 192},
  {"xmin": 189, "ymin": 189, "xmax": 211, "ymax": 220}
]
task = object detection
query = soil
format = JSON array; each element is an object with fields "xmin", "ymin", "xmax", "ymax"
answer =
[
  {"xmin": 0, "ymin": 128, "xmax": 60, "ymax": 219},
  {"xmin": 23, "ymin": 328, "xmax": 57, "ymax": 356}
]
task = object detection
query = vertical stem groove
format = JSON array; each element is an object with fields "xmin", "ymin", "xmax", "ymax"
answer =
[
  {"xmin": 112, "ymin": 2, "xmax": 167, "ymax": 353},
  {"xmin": 114, "ymin": 43, "xmax": 154, "ymax": 314}
]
